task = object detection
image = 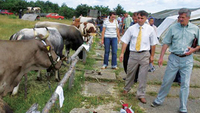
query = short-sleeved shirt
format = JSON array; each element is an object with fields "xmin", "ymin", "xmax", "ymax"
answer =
[
  {"xmin": 162, "ymin": 22, "xmax": 200, "ymax": 54},
  {"xmin": 121, "ymin": 23, "xmax": 158, "ymax": 51},
  {"xmin": 103, "ymin": 19, "xmax": 119, "ymax": 38},
  {"xmin": 123, "ymin": 16, "xmax": 133, "ymax": 29},
  {"xmin": 117, "ymin": 17, "xmax": 122, "ymax": 26}
]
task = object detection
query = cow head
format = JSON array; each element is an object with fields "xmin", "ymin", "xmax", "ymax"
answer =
[
  {"xmin": 84, "ymin": 22, "xmax": 96, "ymax": 37},
  {"xmin": 35, "ymin": 35, "xmax": 62, "ymax": 71}
]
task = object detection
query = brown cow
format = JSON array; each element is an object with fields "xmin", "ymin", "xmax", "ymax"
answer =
[
  {"xmin": 72, "ymin": 19, "xmax": 96, "ymax": 42},
  {"xmin": 0, "ymin": 39, "xmax": 62, "ymax": 97}
]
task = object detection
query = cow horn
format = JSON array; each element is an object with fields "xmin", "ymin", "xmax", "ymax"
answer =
[
  {"xmin": 33, "ymin": 28, "xmax": 38, "ymax": 39},
  {"xmin": 42, "ymin": 27, "xmax": 49, "ymax": 40}
]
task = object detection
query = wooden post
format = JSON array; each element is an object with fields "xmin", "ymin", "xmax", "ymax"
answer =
[
  {"xmin": 68, "ymin": 69, "xmax": 75, "ymax": 89},
  {"xmin": 42, "ymin": 57, "xmax": 79, "ymax": 113},
  {"xmin": 26, "ymin": 103, "xmax": 39, "ymax": 113},
  {"xmin": 82, "ymin": 49, "xmax": 87, "ymax": 64}
]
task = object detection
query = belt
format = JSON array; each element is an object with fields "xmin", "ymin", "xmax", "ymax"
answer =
[
  {"xmin": 172, "ymin": 53, "xmax": 187, "ymax": 57},
  {"xmin": 132, "ymin": 50, "xmax": 149, "ymax": 53}
]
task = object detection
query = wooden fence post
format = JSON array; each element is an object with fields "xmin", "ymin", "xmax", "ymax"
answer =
[
  {"xmin": 42, "ymin": 57, "xmax": 79, "ymax": 113},
  {"xmin": 82, "ymin": 49, "xmax": 87, "ymax": 64},
  {"xmin": 68, "ymin": 69, "xmax": 75, "ymax": 89}
]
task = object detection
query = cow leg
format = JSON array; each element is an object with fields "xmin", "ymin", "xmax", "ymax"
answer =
[
  {"xmin": 65, "ymin": 50, "xmax": 69, "ymax": 59},
  {"xmin": 55, "ymin": 70, "xmax": 60, "ymax": 82},
  {"xmin": 24, "ymin": 73, "xmax": 28, "ymax": 99},
  {"xmin": 36, "ymin": 70, "xmax": 42, "ymax": 81},
  {"xmin": 12, "ymin": 83, "xmax": 20, "ymax": 96},
  {"xmin": 65, "ymin": 43, "xmax": 70, "ymax": 62}
]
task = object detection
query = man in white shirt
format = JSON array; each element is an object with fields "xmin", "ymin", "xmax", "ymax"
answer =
[{"xmin": 119, "ymin": 10, "xmax": 158, "ymax": 104}]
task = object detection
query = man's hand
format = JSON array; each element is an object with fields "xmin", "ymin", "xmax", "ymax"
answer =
[
  {"xmin": 158, "ymin": 57, "xmax": 163, "ymax": 67},
  {"xmin": 101, "ymin": 38, "xmax": 104, "ymax": 45},
  {"xmin": 185, "ymin": 47, "xmax": 195, "ymax": 55},
  {"xmin": 150, "ymin": 56, "xmax": 154, "ymax": 63},
  {"xmin": 119, "ymin": 53, "xmax": 124, "ymax": 62}
]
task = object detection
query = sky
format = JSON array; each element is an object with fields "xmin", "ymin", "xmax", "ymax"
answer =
[{"xmin": 27, "ymin": 0, "xmax": 200, "ymax": 13}]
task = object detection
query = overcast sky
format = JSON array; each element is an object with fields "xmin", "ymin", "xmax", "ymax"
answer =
[{"xmin": 28, "ymin": 0, "xmax": 200, "ymax": 13}]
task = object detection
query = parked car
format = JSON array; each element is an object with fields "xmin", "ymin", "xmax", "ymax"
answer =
[
  {"xmin": 0, "ymin": 10, "xmax": 14, "ymax": 15},
  {"xmin": 46, "ymin": 13, "xmax": 64, "ymax": 20}
]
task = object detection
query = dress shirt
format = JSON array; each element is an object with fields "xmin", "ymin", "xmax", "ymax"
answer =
[
  {"xmin": 163, "ymin": 22, "xmax": 200, "ymax": 55},
  {"xmin": 121, "ymin": 23, "xmax": 158, "ymax": 51}
]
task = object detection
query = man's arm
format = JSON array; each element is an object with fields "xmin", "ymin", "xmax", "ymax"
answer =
[
  {"xmin": 158, "ymin": 44, "xmax": 169, "ymax": 67},
  {"xmin": 119, "ymin": 42, "xmax": 128, "ymax": 62},
  {"xmin": 150, "ymin": 45, "xmax": 156, "ymax": 63},
  {"xmin": 185, "ymin": 46, "xmax": 200, "ymax": 55}
]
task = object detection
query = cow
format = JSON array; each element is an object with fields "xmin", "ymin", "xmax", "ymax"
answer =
[
  {"xmin": 10, "ymin": 27, "xmax": 64, "ymax": 59},
  {"xmin": 35, "ymin": 21, "xmax": 84, "ymax": 59},
  {"xmin": 78, "ymin": 22, "xmax": 96, "ymax": 41},
  {"xmin": 72, "ymin": 18, "xmax": 96, "ymax": 41},
  {"xmin": 9, "ymin": 27, "xmax": 64, "ymax": 95},
  {"xmin": 0, "ymin": 38, "xmax": 62, "ymax": 97}
]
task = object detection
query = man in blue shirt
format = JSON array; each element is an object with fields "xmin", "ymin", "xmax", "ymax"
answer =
[{"xmin": 151, "ymin": 8, "xmax": 200, "ymax": 113}]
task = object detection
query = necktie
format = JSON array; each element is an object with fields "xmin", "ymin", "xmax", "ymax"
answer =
[{"xmin": 135, "ymin": 26, "xmax": 142, "ymax": 51}]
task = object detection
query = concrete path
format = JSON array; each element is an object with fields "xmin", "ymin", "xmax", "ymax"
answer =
[{"xmin": 70, "ymin": 42, "xmax": 200, "ymax": 113}]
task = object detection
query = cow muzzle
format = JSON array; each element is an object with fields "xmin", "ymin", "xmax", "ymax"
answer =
[{"xmin": 47, "ymin": 55, "xmax": 62, "ymax": 71}]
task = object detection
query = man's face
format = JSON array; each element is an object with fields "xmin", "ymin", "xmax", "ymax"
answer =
[
  {"xmin": 132, "ymin": 15, "xmax": 138, "ymax": 23},
  {"xmin": 178, "ymin": 13, "xmax": 190, "ymax": 26},
  {"xmin": 149, "ymin": 19, "xmax": 154, "ymax": 26},
  {"xmin": 137, "ymin": 14, "xmax": 147, "ymax": 26}
]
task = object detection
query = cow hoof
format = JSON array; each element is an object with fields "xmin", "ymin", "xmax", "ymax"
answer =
[{"xmin": 55, "ymin": 79, "xmax": 60, "ymax": 82}]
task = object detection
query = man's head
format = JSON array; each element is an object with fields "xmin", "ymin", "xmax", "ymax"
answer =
[
  {"xmin": 132, "ymin": 12, "xmax": 138, "ymax": 23},
  {"xmin": 178, "ymin": 8, "xmax": 191, "ymax": 26},
  {"xmin": 137, "ymin": 10, "xmax": 148, "ymax": 26},
  {"xmin": 148, "ymin": 17, "xmax": 155, "ymax": 26},
  {"xmin": 124, "ymin": 13, "xmax": 128, "ymax": 17}
]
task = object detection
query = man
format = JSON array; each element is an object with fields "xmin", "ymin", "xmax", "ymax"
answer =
[
  {"xmin": 151, "ymin": 8, "xmax": 200, "ymax": 113},
  {"xmin": 117, "ymin": 14, "xmax": 123, "ymax": 35},
  {"xmin": 119, "ymin": 10, "xmax": 158, "ymax": 104},
  {"xmin": 130, "ymin": 12, "xmax": 138, "ymax": 26},
  {"xmin": 123, "ymin": 13, "xmax": 133, "ymax": 31},
  {"xmin": 148, "ymin": 16, "xmax": 158, "ymax": 72},
  {"xmin": 148, "ymin": 17, "xmax": 157, "ymax": 36},
  {"xmin": 123, "ymin": 12, "xmax": 139, "ymax": 82}
]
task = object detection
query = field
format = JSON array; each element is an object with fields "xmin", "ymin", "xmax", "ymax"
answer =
[{"xmin": 0, "ymin": 15, "xmax": 95, "ymax": 113}]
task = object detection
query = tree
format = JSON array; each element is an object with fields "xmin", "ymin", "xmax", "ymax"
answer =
[
  {"xmin": 113, "ymin": 4, "xmax": 126, "ymax": 15},
  {"xmin": 75, "ymin": 4, "xmax": 92, "ymax": 17},
  {"xmin": 93, "ymin": 5, "xmax": 110, "ymax": 16},
  {"xmin": 59, "ymin": 3, "xmax": 75, "ymax": 19}
]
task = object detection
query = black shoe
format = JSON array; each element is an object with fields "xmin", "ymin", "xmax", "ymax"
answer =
[
  {"xmin": 179, "ymin": 111, "xmax": 187, "ymax": 113},
  {"xmin": 151, "ymin": 102, "xmax": 160, "ymax": 107}
]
